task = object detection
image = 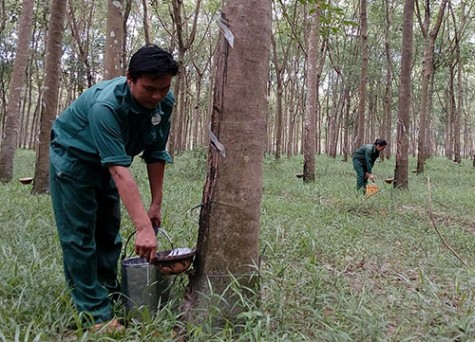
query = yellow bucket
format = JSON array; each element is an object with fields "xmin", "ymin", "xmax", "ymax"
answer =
[{"xmin": 366, "ymin": 183, "xmax": 379, "ymax": 197}]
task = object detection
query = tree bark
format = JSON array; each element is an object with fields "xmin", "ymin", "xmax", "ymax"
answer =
[
  {"xmin": 449, "ymin": 2, "xmax": 465, "ymax": 163},
  {"xmin": 142, "ymin": 0, "xmax": 151, "ymax": 44},
  {"xmin": 447, "ymin": 66, "xmax": 456, "ymax": 160},
  {"xmin": 32, "ymin": 0, "xmax": 67, "ymax": 194},
  {"xmin": 169, "ymin": 0, "xmax": 201, "ymax": 155},
  {"xmin": 104, "ymin": 0, "xmax": 124, "ymax": 80},
  {"xmin": 183, "ymin": 0, "xmax": 271, "ymax": 328},
  {"xmin": 271, "ymin": 33, "xmax": 284, "ymax": 160},
  {"xmin": 67, "ymin": 0, "xmax": 94, "ymax": 89},
  {"xmin": 415, "ymin": 0, "xmax": 447, "ymax": 173},
  {"xmin": 394, "ymin": 0, "xmax": 415, "ymax": 190},
  {"xmin": 0, "ymin": 0, "xmax": 34, "ymax": 182},
  {"xmin": 303, "ymin": 5, "xmax": 319, "ymax": 182},
  {"xmin": 355, "ymin": 0, "xmax": 368, "ymax": 149},
  {"xmin": 382, "ymin": 0, "xmax": 393, "ymax": 160},
  {"xmin": 191, "ymin": 62, "xmax": 204, "ymax": 151}
]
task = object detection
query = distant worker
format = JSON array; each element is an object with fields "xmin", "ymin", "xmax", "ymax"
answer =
[
  {"xmin": 49, "ymin": 44, "xmax": 178, "ymax": 332},
  {"xmin": 352, "ymin": 139, "xmax": 387, "ymax": 193}
]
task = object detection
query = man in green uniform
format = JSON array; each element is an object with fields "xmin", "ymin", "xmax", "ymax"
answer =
[
  {"xmin": 49, "ymin": 45, "xmax": 178, "ymax": 330},
  {"xmin": 352, "ymin": 139, "xmax": 387, "ymax": 193}
]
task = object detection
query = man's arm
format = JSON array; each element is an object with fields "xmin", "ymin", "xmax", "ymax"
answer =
[
  {"xmin": 108, "ymin": 165, "xmax": 157, "ymax": 262},
  {"xmin": 146, "ymin": 161, "xmax": 166, "ymax": 228}
]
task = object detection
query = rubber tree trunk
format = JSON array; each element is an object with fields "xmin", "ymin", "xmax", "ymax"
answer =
[
  {"xmin": 355, "ymin": 0, "xmax": 368, "ymax": 150},
  {"xmin": 394, "ymin": 0, "xmax": 415, "ymax": 190},
  {"xmin": 104, "ymin": 0, "xmax": 124, "ymax": 80},
  {"xmin": 416, "ymin": 0, "xmax": 448, "ymax": 173},
  {"xmin": 32, "ymin": 0, "xmax": 67, "ymax": 194},
  {"xmin": 0, "ymin": 0, "xmax": 34, "ymax": 182},
  {"xmin": 183, "ymin": 0, "xmax": 271, "ymax": 329},
  {"xmin": 302, "ymin": 5, "xmax": 319, "ymax": 182}
]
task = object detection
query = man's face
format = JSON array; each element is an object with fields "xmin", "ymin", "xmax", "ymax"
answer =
[
  {"xmin": 376, "ymin": 145, "xmax": 386, "ymax": 152},
  {"xmin": 127, "ymin": 73, "xmax": 172, "ymax": 109}
]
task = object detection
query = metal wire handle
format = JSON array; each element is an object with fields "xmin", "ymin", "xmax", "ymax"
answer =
[
  {"xmin": 122, "ymin": 227, "xmax": 175, "ymax": 260},
  {"xmin": 155, "ymin": 227, "xmax": 175, "ymax": 251}
]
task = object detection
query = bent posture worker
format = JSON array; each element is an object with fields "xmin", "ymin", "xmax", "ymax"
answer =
[
  {"xmin": 352, "ymin": 139, "xmax": 387, "ymax": 193},
  {"xmin": 49, "ymin": 45, "xmax": 178, "ymax": 330}
]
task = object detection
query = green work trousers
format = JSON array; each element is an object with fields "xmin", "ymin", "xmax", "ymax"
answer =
[
  {"xmin": 50, "ymin": 163, "xmax": 122, "ymax": 324},
  {"xmin": 352, "ymin": 158, "xmax": 368, "ymax": 193}
]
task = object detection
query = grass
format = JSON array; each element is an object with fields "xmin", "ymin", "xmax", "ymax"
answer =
[{"xmin": 1, "ymin": 149, "xmax": 475, "ymax": 341}]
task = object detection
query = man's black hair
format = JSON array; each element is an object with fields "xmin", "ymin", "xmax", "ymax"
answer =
[
  {"xmin": 128, "ymin": 44, "xmax": 179, "ymax": 81},
  {"xmin": 374, "ymin": 139, "xmax": 387, "ymax": 146}
]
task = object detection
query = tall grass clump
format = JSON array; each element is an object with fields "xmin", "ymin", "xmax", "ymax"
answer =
[{"xmin": 1, "ymin": 149, "xmax": 475, "ymax": 340}]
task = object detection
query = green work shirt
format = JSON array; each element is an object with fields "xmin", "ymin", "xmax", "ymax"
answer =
[
  {"xmin": 352, "ymin": 144, "xmax": 380, "ymax": 173},
  {"xmin": 50, "ymin": 76, "xmax": 174, "ymax": 182}
]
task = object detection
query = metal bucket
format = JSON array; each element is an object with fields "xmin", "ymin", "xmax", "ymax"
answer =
[
  {"xmin": 120, "ymin": 230, "xmax": 172, "ymax": 321},
  {"xmin": 121, "ymin": 257, "xmax": 171, "ymax": 320}
]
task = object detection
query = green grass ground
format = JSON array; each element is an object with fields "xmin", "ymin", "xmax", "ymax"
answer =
[{"xmin": 1, "ymin": 149, "xmax": 475, "ymax": 341}]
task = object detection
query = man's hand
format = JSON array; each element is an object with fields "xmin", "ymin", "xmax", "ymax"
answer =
[{"xmin": 135, "ymin": 226, "xmax": 157, "ymax": 262}]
